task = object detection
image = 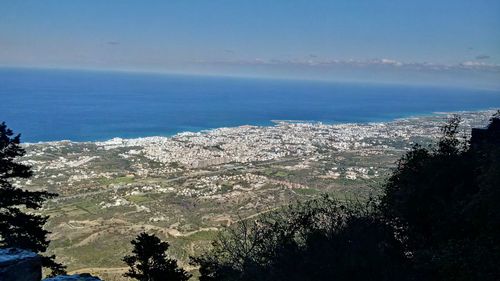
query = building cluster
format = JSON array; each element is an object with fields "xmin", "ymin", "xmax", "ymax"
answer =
[
  {"xmin": 93, "ymin": 111, "xmax": 490, "ymax": 170},
  {"xmin": 18, "ymin": 111, "xmax": 494, "ymax": 198}
]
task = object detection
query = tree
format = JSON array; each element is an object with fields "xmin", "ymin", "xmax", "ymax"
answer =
[
  {"xmin": 0, "ymin": 122, "xmax": 66, "ymax": 276},
  {"xmin": 379, "ymin": 113, "xmax": 500, "ymax": 280},
  {"xmin": 194, "ymin": 113, "xmax": 500, "ymax": 281},
  {"xmin": 123, "ymin": 232, "xmax": 191, "ymax": 281},
  {"xmin": 192, "ymin": 196, "xmax": 410, "ymax": 281}
]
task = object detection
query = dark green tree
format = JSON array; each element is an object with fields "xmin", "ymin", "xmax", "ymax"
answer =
[
  {"xmin": 0, "ymin": 122, "xmax": 66, "ymax": 276},
  {"xmin": 123, "ymin": 232, "xmax": 191, "ymax": 281},
  {"xmin": 192, "ymin": 196, "xmax": 410, "ymax": 281},
  {"xmin": 193, "ymin": 112, "xmax": 500, "ymax": 281},
  {"xmin": 379, "ymin": 113, "xmax": 500, "ymax": 280}
]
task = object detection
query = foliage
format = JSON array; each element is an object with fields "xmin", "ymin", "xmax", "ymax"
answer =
[
  {"xmin": 0, "ymin": 122, "xmax": 66, "ymax": 276},
  {"xmin": 192, "ymin": 196, "xmax": 409, "ymax": 281},
  {"xmin": 123, "ymin": 232, "xmax": 191, "ymax": 281},
  {"xmin": 193, "ymin": 113, "xmax": 500, "ymax": 281},
  {"xmin": 379, "ymin": 113, "xmax": 500, "ymax": 280}
]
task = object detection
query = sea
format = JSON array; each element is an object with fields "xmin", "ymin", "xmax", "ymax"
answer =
[{"xmin": 1, "ymin": 67, "xmax": 500, "ymax": 142}]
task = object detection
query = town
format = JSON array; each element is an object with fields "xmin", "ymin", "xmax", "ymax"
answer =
[{"xmin": 16, "ymin": 110, "xmax": 495, "ymax": 279}]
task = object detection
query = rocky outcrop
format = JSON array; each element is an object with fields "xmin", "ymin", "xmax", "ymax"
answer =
[
  {"xmin": 470, "ymin": 116, "xmax": 500, "ymax": 150},
  {"xmin": 0, "ymin": 248, "xmax": 42, "ymax": 281},
  {"xmin": 0, "ymin": 248, "xmax": 102, "ymax": 281},
  {"xmin": 43, "ymin": 273, "xmax": 102, "ymax": 281}
]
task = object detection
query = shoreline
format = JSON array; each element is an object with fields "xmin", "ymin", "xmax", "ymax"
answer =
[{"xmin": 24, "ymin": 108, "xmax": 498, "ymax": 146}]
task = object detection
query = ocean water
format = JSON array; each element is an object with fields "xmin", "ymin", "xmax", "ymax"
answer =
[{"xmin": 1, "ymin": 67, "xmax": 500, "ymax": 142}]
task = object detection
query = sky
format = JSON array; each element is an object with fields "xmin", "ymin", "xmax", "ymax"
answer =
[{"xmin": 1, "ymin": 0, "xmax": 499, "ymax": 88}]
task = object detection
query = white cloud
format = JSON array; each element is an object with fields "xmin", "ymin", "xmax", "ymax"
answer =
[{"xmin": 198, "ymin": 57, "xmax": 500, "ymax": 72}]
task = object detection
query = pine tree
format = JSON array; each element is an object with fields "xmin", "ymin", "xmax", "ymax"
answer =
[
  {"xmin": 0, "ymin": 122, "xmax": 66, "ymax": 276},
  {"xmin": 124, "ymin": 232, "xmax": 191, "ymax": 281}
]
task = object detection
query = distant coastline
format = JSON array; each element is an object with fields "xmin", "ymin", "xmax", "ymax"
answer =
[
  {"xmin": 24, "ymin": 109, "xmax": 498, "ymax": 145},
  {"xmin": 2, "ymin": 68, "xmax": 500, "ymax": 143}
]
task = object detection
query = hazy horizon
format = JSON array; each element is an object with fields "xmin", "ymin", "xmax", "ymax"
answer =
[
  {"xmin": 1, "ymin": 1, "xmax": 499, "ymax": 89},
  {"xmin": 2, "ymin": 67, "xmax": 499, "ymax": 142}
]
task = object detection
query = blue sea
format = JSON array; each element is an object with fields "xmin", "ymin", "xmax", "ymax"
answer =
[{"xmin": 1, "ymin": 67, "xmax": 500, "ymax": 142}]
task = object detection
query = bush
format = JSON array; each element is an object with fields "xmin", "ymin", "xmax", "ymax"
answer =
[{"xmin": 192, "ymin": 196, "xmax": 409, "ymax": 281}]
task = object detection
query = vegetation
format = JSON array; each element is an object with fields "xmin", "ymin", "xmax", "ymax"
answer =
[
  {"xmin": 192, "ymin": 113, "xmax": 500, "ymax": 281},
  {"xmin": 191, "ymin": 196, "xmax": 409, "ymax": 281},
  {"xmin": 19, "ymin": 112, "xmax": 479, "ymax": 276},
  {"xmin": 1, "ymin": 112, "xmax": 494, "ymax": 280},
  {"xmin": 380, "ymin": 113, "xmax": 500, "ymax": 280},
  {"xmin": 123, "ymin": 232, "xmax": 191, "ymax": 281},
  {"xmin": 0, "ymin": 122, "xmax": 66, "ymax": 276}
]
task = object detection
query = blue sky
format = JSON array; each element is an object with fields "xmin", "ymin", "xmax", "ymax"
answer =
[{"xmin": 1, "ymin": 0, "xmax": 499, "ymax": 88}]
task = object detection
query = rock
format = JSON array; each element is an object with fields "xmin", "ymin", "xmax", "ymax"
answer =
[
  {"xmin": 471, "ymin": 117, "xmax": 500, "ymax": 150},
  {"xmin": 43, "ymin": 273, "xmax": 102, "ymax": 281},
  {"xmin": 0, "ymin": 248, "xmax": 42, "ymax": 281}
]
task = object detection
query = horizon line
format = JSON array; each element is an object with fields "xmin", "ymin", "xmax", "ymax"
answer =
[{"xmin": 1, "ymin": 64, "xmax": 499, "ymax": 92}]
